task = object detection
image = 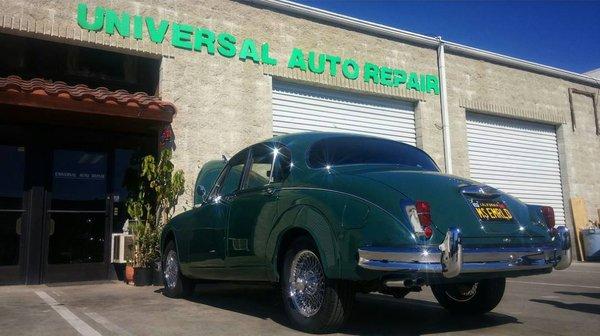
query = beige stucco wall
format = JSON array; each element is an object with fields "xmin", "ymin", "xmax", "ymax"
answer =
[{"xmin": 1, "ymin": 0, "xmax": 599, "ymax": 228}]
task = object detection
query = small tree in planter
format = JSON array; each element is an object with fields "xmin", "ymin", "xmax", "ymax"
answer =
[{"xmin": 126, "ymin": 148, "xmax": 185, "ymax": 285}]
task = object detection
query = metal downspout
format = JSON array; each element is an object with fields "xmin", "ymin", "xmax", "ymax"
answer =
[{"xmin": 437, "ymin": 37, "xmax": 452, "ymax": 174}]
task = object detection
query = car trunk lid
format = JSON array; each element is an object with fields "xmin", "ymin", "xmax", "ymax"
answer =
[{"xmin": 349, "ymin": 168, "xmax": 548, "ymax": 243}]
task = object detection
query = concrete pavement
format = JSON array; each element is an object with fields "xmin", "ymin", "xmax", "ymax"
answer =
[{"xmin": 1, "ymin": 262, "xmax": 599, "ymax": 335}]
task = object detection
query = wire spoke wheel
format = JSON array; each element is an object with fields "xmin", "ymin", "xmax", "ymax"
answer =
[
  {"xmin": 164, "ymin": 250, "xmax": 179, "ymax": 290},
  {"xmin": 287, "ymin": 250, "xmax": 326, "ymax": 318},
  {"xmin": 445, "ymin": 282, "xmax": 479, "ymax": 302}
]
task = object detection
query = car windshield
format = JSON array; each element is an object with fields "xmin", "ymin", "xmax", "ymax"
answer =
[{"xmin": 307, "ymin": 136, "xmax": 439, "ymax": 171}]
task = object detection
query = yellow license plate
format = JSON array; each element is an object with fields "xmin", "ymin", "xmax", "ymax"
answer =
[{"xmin": 472, "ymin": 201, "xmax": 513, "ymax": 221}]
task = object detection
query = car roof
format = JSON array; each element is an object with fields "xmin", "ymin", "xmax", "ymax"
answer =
[{"xmin": 270, "ymin": 131, "xmax": 406, "ymax": 146}]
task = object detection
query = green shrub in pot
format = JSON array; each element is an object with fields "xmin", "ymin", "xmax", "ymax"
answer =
[{"xmin": 126, "ymin": 149, "xmax": 185, "ymax": 285}]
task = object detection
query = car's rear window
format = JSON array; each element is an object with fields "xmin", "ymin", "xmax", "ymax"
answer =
[{"xmin": 307, "ymin": 136, "xmax": 439, "ymax": 171}]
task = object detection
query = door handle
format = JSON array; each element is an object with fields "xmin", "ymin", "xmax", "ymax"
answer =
[
  {"xmin": 263, "ymin": 187, "xmax": 280, "ymax": 197},
  {"xmin": 48, "ymin": 218, "xmax": 55, "ymax": 236},
  {"xmin": 16, "ymin": 217, "xmax": 21, "ymax": 235}
]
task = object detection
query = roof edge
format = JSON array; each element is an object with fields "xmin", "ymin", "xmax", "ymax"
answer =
[{"xmin": 246, "ymin": 0, "xmax": 600, "ymax": 88}]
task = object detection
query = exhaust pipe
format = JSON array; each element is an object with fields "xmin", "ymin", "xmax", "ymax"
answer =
[{"xmin": 385, "ymin": 278, "xmax": 424, "ymax": 288}]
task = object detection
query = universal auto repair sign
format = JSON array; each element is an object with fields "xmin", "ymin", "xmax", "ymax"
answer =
[{"xmin": 77, "ymin": 3, "xmax": 440, "ymax": 95}]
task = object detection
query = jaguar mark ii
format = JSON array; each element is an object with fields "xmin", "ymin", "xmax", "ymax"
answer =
[{"xmin": 160, "ymin": 132, "xmax": 571, "ymax": 333}]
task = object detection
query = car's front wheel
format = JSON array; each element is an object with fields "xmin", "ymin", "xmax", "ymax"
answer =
[
  {"xmin": 162, "ymin": 241, "xmax": 195, "ymax": 298},
  {"xmin": 431, "ymin": 277, "xmax": 505, "ymax": 314},
  {"xmin": 281, "ymin": 237, "xmax": 354, "ymax": 333}
]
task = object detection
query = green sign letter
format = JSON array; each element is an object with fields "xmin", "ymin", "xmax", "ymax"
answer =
[
  {"xmin": 145, "ymin": 17, "xmax": 169, "ymax": 44},
  {"xmin": 105, "ymin": 8, "xmax": 130, "ymax": 37},
  {"xmin": 172, "ymin": 23, "xmax": 194, "ymax": 50},
  {"xmin": 342, "ymin": 59, "xmax": 360, "ymax": 80},
  {"xmin": 77, "ymin": 3, "xmax": 104, "ymax": 31},
  {"xmin": 239, "ymin": 39, "xmax": 260, "ymax": 63},
  {"xmin": 426, "ymin": 75, "xmax": 440, "ymax": 95},
  {"xmin": 133, "ymin": 15, "xmax": 143, "ymax": 40},
  {"xmin": 194, "ymin": 28, "xmax": 215, "ymax": 54},
  {"xmin": 393, "ymin": 69, "xmax": 407, "ymax": 87},
  {"xmin": 217, "ymin": 33, "xmax": 237, "ymax": 58},
  {"xmin": 325, "ymin": 55, "xmax": 341, "ymax": 77},
  {"xmin": 363, "ymin": 62, "xmax": 380, "ymax": 84},
  {"xmin": 406, "ymin": 72, "xmax": 421, "ymax": 91},
  {"xmin": 261, "ymin": 43, "xmax": 277, "ymax": 66},
  {"xmin": 308, "ymin": 52, "xmax": 326, "ymax": 74},
  {"xmin": 287, "ymin": 48, "xmax": 307, "ymax": 71},
  {"xmin": 380, "ymin": 66, "xmax": 394, "ymax": 86}
]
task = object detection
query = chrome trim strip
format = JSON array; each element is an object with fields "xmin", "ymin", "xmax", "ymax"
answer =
[{"xmin": 358, "ymin": 227, "xmax": 572, "ymax": 277}]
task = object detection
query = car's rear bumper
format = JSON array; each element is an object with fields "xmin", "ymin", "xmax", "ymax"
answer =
[{"xmin": 358, "ymin": 226, "xmax": 572, "ymax": 278}]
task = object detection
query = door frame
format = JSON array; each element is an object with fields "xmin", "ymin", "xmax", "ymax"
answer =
[{"xmin": 0, "ymin": 122, "xmax": 157, "ymax": 284}]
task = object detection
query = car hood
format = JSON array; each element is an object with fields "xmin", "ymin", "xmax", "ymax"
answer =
[{"xmin": 345, "ymin": 167, "xmax": 549, "ymax": 243}]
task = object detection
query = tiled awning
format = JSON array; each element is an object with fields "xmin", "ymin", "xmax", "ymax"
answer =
[{"xmin": 0, "ymin": 76, "xmax": 176, "ymax": 123}]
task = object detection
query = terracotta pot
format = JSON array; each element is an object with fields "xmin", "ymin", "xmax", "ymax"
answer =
[{"xmin": 125, "ymin": 265, "xmax": 135, "ymax": 284}]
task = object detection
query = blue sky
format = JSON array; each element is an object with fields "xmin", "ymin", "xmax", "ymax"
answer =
[{"xmin": 292, "ymin": 0, "xmax": 600, "ymax": 74}]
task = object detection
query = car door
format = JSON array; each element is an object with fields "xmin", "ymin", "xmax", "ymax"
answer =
[
  {"xmin": 225, "ymin": 143, "xmax": 291, "ymax": 280},
  {"xmin": 188, "ymin": 151, "xmax": 248, "ymax": 271}
]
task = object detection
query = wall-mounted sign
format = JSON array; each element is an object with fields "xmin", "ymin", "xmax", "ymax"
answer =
[{"xmin": 77, "ymin": 3, "xmax": 440, "ymax": 95}]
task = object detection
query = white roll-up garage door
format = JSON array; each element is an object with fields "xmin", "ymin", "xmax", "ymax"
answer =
[
  {"xmin": 466, "ymin": 112, "xmax": 566, "ymax": 225},
  {"xmin": 272, "ymin": 81, "xmax": 416, "ymax": 146}
]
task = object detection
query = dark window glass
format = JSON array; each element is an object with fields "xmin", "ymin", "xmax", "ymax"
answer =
[
  {"xmin": 0, "ymin": 33, "xmax": 160, "ymax": 94},
  {"xmin": 48, "ymin": 149, "xmax": 107, "ymax": 264},
  {"xmin": 272, "ymin": 146, "xmax": 292, "ymax": 183},
  {"xmin": 307, "ymin": 136, "xmax": 439, "ymax": 171},
  {"xmin": 0, "ymin": 145, "xmax": 25, "ymax": 266},
  {"xmin": 219, "ymin": 152, "xmax": 247, "ymax": 196},
  {"xmin": 112, "ymin": 149, "xmax": 144, "ymax": 233},
  {"xmin": 51, "ymin": 150, "xmax": 107, "ymax": 210},
  {"xmin": 0, "ymin": 145, "xmax": 25, "ymax": 209}
]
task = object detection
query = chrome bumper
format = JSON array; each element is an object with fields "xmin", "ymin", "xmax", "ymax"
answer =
[{"xmin": 358, "ymin": 226, "xmax": 572, "ymax": 278}]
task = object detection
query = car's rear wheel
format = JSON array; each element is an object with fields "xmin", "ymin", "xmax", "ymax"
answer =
[
  {"xmin": 281, "ymin": 237, "xmax": 354, "ymax": 333},
  {"xmin": 162, "ymin": 241, "xmax": 195, "ymax": 298},
  {"xmin": 431, "ymin": 277, "xmax": 505, "ymax": 314}
]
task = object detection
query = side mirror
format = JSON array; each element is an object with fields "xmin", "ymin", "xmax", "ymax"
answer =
[{"xmin": 195, "ymin": 185, "xmax": 207, "ymax": 204}]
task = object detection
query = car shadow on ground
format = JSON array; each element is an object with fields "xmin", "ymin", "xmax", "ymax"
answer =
[
  {"xmin": 162, "ymin": 283, "xmax": 520, "ymax": 335},
  {"xmin": 554, "ymin": 291, "xmax": 600, "ymax": 300},
  {"xmin": 530, "ymin": 298, "xmax": 600, "ymax": 315}
]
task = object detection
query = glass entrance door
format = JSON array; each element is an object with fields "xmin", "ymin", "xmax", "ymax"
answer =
[
  {"xmin": 0, "ymin": 145, "xmax": 26, "ymax": 284},
  {"xmin": 43, "ymin": 149, "xmax": 109, "ymax": 282}
]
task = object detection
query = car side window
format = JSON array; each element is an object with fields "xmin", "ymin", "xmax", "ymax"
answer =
[
  {"xmin": 244, "ymin": 146, "xmax": 274, "ymax": 190},
  {"xmin": 271, "ymin": 145, "xmax": 291, "ymax": 183},
  {"xmin": 218, "ymin": 152, "xmax": 248, "ymax": 196}
]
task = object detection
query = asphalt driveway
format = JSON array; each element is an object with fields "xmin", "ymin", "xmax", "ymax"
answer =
[{"xmin": 1, "ymin": 262, "xmax": 599, "ymax": 336}]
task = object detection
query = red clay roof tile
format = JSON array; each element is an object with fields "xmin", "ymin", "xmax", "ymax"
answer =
[{"xmin": 0, "ymin": 75, "xmax": 176, "ymax": 116}]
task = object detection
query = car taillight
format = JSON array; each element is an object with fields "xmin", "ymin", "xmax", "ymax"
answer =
[
  {"xmin": 541, "ymin": 206, "xmax": 555, "ymax": 230},
  {"xmin": 415, "ymin": 200, "xmax": 433, "ymax": 238}
]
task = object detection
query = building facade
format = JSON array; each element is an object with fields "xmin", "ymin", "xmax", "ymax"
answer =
[{"xmin": 0, "ymin": 0, "xmax": 599, "ymax": 284}]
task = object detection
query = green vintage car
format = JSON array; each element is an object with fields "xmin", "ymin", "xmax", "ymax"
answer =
[{"xmin": 160, "ymin": 132, "xmax": 571, "ymax": 333}]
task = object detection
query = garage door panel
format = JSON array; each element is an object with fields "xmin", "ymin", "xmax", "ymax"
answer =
[
  {"xmin": 273, "ymin": 81, "xmax": 416, "ymax": 145},
  {"xmin": 273, "ymin": 101, "xmax": 416, "ymax": 125},
  {"xmin": 466, "ymin": 123, "xmax": 559, "ymax": 140},
  {"xmin": 467, "ymin": 138, "xmax": 558, "ymax": 154},
  {"xmin": 468, "ymin": 147, "xmax": 560, "ymax": 163},
  {"xmin": 273, "ymin": 116, "xmax": 414, "ymax": 139},
  {"xmin": 469, "ymin": 165, "xmax": 561, "ymax": 177},
  {"xmin": 274, "ymin": 81, "xmax": 415, "ymax": 111},
  {"xmin": 469, "ymin": 156, "xmax": 561, "ymax": 170},
  {"xmin": 467, "ymin": 112, "xmax": 565, "ymax": 225},
  {"xmin": 275, "ymin": 91, "xmax": 412, "ymax": 118},
  {"xmin": 273, "ymin": 109, "xmax": 416, "ymax": 133}
]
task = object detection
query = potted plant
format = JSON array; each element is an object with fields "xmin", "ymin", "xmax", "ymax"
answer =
[
  {"xmin": 582, "ymin": 219, "xmax": 600, "ymax": 261},
  {"xmin": 126, "ymin": 148, "xmax": 185, "ymax": 286}
]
